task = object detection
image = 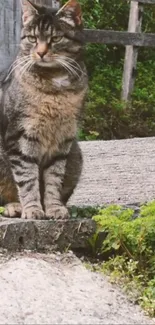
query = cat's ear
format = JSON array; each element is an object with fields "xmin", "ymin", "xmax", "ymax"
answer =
[
  {"xmin": 57, "ymin": 0, "xmax": 82, "ymax": 27},
  {"xmin": 21, "ymin": 0, "xmax": 39, "ymax": 25}
]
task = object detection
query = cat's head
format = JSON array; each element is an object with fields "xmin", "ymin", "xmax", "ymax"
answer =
[{"xmin": 20, "ymin": 0, "xmax": 84, "ymax": 69}]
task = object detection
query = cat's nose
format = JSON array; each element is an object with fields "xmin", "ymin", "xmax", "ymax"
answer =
[
  {"xmin": 36, "ymin": 41, "xmax": 48, "ymax": 59},
  {"xmin": 37, "ymin": 50, "xmax": 47, "ymax": 58}
]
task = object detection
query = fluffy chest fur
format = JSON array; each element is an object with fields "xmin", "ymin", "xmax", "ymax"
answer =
[
  {"xmin": 4, "ymin": 77, "xmax": 87, "ymax": 160},
  {"xmin": 21, "ymin": 89, "xmax": 85, "ymax": 156}
]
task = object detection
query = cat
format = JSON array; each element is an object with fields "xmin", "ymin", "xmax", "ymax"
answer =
[{"xmin": 0, "ymin": 0, "xmax": 88, "ymax": 220}]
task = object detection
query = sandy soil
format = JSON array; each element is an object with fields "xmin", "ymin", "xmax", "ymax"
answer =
[{"xmin": 0, "ymin": 252, "xmax": 154, "ymax": 325}]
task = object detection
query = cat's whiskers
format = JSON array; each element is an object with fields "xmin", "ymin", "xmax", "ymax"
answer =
[
  {"xmin": 10, "ymin": 55, "xmax": 31, "ymax": 69},
  {"xmin": 57, "ymin": 55, "xmax": 85, "ymax": 78},
  {"xmin": 58, "ymin": 61, "xmax": 80, "ymax": 78},
  {"xmin": 60, "ymin": 56, "xmax": 84, "ymax": 75},
  {"xmin": 65, "ymin": 61, "xmax": 82, "ymax": 75},
  {"xmin": 7, "ymin": 56, "xmax": 32, "ymax": 79},
  {"xmin": 28, "ymin": 61, "xmax": 34, "ymax": 72},
  {"xmin": 18, "ymin": 59, "xmax": 33, "ymax": 80},
  {"xmin": 55, "ymin": 58, "xmax": 81, "ymax": 79},
  {"xmin": 64, "ymin": 62, "xmax": 81, "ymax": 78},
  {"xmin": 55, "ymin": 59, "xmax": 73, "ymax": 76},
  {"xmin": 63, "ymin": 61, "xmax": 81, "ymax": 78},
  {"xmin": 7, "ymin": 58, "xmax": 29, "ymax": 78}
]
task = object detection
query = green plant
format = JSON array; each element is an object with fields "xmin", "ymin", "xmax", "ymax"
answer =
[
  {"xmin": 141, "ymin": 279, "xmax": 155, "ymax": 317},
  {"xmin": 76, "ymin": 1, "xmax": 155, "ymax": 140},
  {"xmin": 90, "ymin": 201, "xmax": 155, "ymax": 316},
  {"xmin": 0, "ymin": 207, "xmax": 5, "ymax": 214},
  {"xmin": 69, "ymin": 205, "xmax": 100, "ymax": 219}
]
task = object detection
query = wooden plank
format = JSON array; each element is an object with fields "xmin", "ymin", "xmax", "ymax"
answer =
[
  {"xmin": 122, "ymin": 1, "xmax": 143, "ymax": 101},
  {"xmin": 83, "ymin": 29, "xmax": 155, "ymax": 46},
  {"xmin": 0, "ymin": 0, "xmax": 21, "ymax": 73}
]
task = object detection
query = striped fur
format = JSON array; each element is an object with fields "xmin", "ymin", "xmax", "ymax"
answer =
[{"xmin": 0, "ymin": 0, "xmax": 88, "ymax": 220}]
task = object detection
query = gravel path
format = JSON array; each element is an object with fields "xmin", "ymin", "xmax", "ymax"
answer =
[
  {"xmin": 70, "ymin": 138, "xmax": 155, "ymax": 206},
  {"xmin": 0, "ymin": 252, "xmax": 154, "ymax": 325}
]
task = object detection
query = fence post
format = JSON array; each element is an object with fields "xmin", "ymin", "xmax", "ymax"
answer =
[
  {"xmin": 121, "ymin": 1, "xmax": 143, "ymax": 101},
  {"xmin": 0, "ymin": 0, "xmax": 21, "ymax": 73}
]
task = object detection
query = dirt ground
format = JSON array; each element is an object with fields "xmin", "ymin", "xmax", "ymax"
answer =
[{"xmin": 0, "ymin": 251, "xmax": 154, "ymax": 325}]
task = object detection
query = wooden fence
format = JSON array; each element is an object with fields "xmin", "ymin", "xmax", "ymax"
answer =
[{"xmin": 0, "ymin": 0, "xmax": 155, "ymax": 100}]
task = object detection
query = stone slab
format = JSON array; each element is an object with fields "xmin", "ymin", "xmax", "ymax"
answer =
[{"xmin": 0, "ymin": 216, "xmax": 95, "ymax": 251}]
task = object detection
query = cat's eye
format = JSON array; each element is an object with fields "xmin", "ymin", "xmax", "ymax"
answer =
[
  {"xmin": 27, "ymin": 35, "xmax": 37, "ymax": 43},
  {"xmin": 52, "ymin": 36, "xmax": 63, "ymax": 43}
]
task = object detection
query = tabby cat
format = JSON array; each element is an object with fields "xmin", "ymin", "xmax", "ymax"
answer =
[{"xmin": 0, "ymin": 0, "xmax": 88, "ymax": 220}]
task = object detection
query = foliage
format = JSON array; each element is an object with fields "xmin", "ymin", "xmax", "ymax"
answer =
[
  {"xmin": 74, "ymin": 0, "xmax": 155, "ymax": 140},
  {"xmin": 90, "ymin": 201, "xmax": 155, "ymax": 316},
  {"xmin": 69, "ymin": 205, "xmax": 99, "ymax": 219},
  {"xmin": 0, "ymin": 207, "xmax": 5, "ymax": 214}
]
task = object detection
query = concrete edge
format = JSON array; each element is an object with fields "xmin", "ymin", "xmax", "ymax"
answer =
[{"xmin": 0, "ymin": 216, "xmax": 96, "ymax": 252}]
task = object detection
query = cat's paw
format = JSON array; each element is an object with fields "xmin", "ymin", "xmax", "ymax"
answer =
[
  {"xmin": 45, "ymin": 205, "xmax": 70, "ymax": 220},
  {"xmin": 3, "ymin": 202, "xmax": 22, "ymax": 218},
  {"xmin": 22, "ymin": 206, "xmax": 45, "ymax": 220}
]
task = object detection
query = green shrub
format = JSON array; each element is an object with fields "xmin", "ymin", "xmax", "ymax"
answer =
[
  {"xmin": 90, "ymin": 201, "xmax": 155, "ymax": 316},
  {"xmin": 61, "ymin": 1, "xmax": 155, "ymax": 139},
  {"xmin": 0, "ymin": 207, "xmax": 5, "ymax": 214},
  {"xmin": 80, "ymin": 1, "xmax": 155, "ymax": 139}
]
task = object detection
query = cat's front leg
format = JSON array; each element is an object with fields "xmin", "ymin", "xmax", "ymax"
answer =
[
  {"xmin": 9, "ymin": 155, "xmax": 45, "ymax": 220},
  {"xmin": 44, "ymin": 158, "xmax": 69, "ymax": 220}
]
